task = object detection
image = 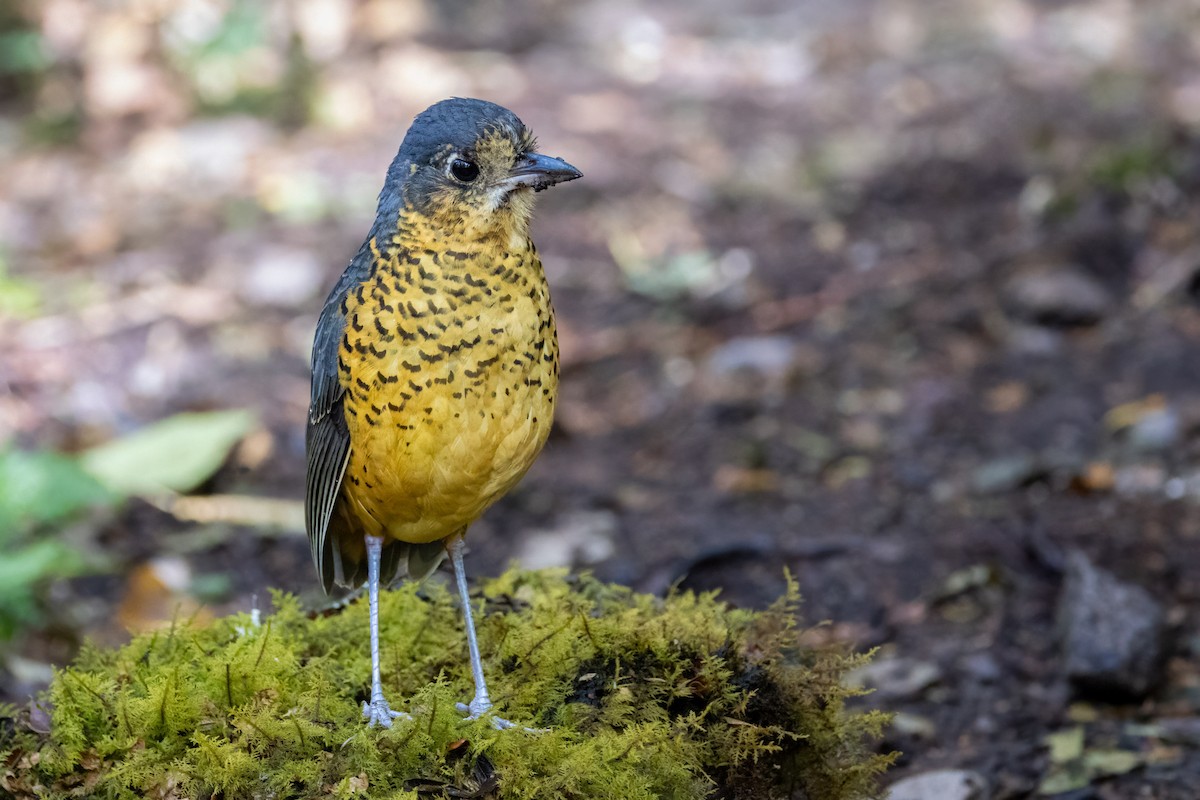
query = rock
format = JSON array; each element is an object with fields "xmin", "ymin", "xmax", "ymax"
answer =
[
  {"xmin": 1002, "ymin": 320, "xmax": 1066, "ymax": 356},
  {"xmin": 700, "ymin": 335, "xmax": 815, "ymax": 405},
  {"xmin": 970, "ymin": 453, "xmax": 1044, "ymax": 494},
  {"xmin": 889, "ymin": 711, "xmax": 936, "ymax": 740},
  {"xmin": 1058, "ymin": 551, "xmax": 1169, "ymax": 699},
  {"xmin": 705, "ymin": 335, "xmax": 799, "ymax": 380},
  {"xmin": 1112, "ymin": 464, "xmax": 1168, "ymax": 497},
  {"xmin": 239, "ymin": 246, "xmax": 326, "ymax": 307},
  {"xmin": 961, "ymin": 652, "xmax": 1002, "ymax": 683},
  {"xmin": 1004, "ymin": 265, "xmax": 1113, "ymax": 327},
  {"xmin": 845, "ymin": 656, "xmax": 942, "ymax": 702},
  {"xmin": 1153, "ymin": 717, "xmax": 1200, "ymax": 747},
  {"xmin": 124, "ymin": 117, "xmax": 272, "ymax": 192},
  {"xmin": 516, "ymin": 510, "xmax": 618, "ymax": 570},
  {"xmin": 1124, "ymin": 405, "xmax": 1181, "ymax": 453},
  {"xmin": 1106, "ymin": 396, "xmax": 1183, "ymax": 453},
  {"xmin": 886, "ymin": 769, "xmax": 989, "ymax": 800}
]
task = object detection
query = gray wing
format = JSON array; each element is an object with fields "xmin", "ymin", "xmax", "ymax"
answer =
[
  {"xmin": 305, "ymin": 243, "xmax": 373, "ymax": 594},
  {"xmin": 305, "ymin": 239, "xmax": 449, "ymax": 592}
]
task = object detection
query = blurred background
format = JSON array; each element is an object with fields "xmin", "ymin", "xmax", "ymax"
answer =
[{"xmin": 3, "ymin": 0, "xmax": 1200, "ymax": 795}]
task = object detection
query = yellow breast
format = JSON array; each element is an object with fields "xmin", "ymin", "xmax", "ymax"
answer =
[{"xmin": 335, "ymin": 228, "xmax": 558, "ymax": 544}]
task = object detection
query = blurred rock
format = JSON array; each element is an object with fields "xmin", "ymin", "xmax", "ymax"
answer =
[
  {"xmin": 1004, "ymin": 265, "xmax": 1113, "ymax": 327},
  {"xmin": 3, "ymin": 655, "xmax": 55, "ymax": 699},
  {"xmin": 1152, "ymin": 717, "xmax": 1200, "ymax": 747},
  {"xmin": 1001, "ymin": 320, "xmax": 1066, "ymax": 356},
  {"xmin": 1104, "ymin": 396, "xmax": 1182, "ymax": 455},
  {"xmin": 971, "ymin": 453, "xmax": 1043, "ymax": 494},
  {"xmin": 886, "ymin": 769, "xmax": 989, "ymax": 800},
  {"xmin": 889, "ymin": 711, "xmax": 937, "ymax": 740},
  {"xmin": 1123, "ymin": 404, "xmax": 1181, "ymax": 452},
  {"xmin": 701, "ymin": 335, "xmax": 815, "ymax": 405},
  {"xmin": 124, "ymin": 118, "xmax": 273, "ymax": 194},
  {"xmin": 1058, "ymin": 551, "xmax": 1168, "ymax": 699},
  {"xmin": 706, "ymin": 335, "xmax": 796, "ymax": 379},
  {"xmin": 846, "ymin": 655, "xmax": 942, "ymax": 702},
  {"xmin": 1112, "ymin": 463, "xmax": 1168, "ymax": 497},
  {"xmin": 239, "ymin": 246, "xmax": 326, "ymax": 307},
  {"xmin": 961, "ymin": 651, "xmax": 1002, "ymax": 683},
  {"xmin": 516, "ymin": 510, "xmax": 618, "ymax": 570}
]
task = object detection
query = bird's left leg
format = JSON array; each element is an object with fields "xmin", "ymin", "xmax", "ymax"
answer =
[
  {"xmin": 362, "ymin": 533, "xmax": 407, "ymax": 727},
  {"xmin": 448, "ymin": 535, "xmax": 515, "ymax": 730}
]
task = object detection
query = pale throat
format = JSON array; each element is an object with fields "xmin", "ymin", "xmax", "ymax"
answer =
[{"xmin": 428, "ymin": 194, "xmax": 536, "ymax": 253}]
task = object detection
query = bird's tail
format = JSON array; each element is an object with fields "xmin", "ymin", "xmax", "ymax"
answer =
[{"xmin": 329, "ymin": 532, "xmax": 447, "ymax": 591}]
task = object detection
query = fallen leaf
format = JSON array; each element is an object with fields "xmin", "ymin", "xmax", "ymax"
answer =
[
  {"xmin": 712, "ymin": 465, "xmax": 780, "ymax": 494},
  {"xmin": 0, "ymin": 448, "xmax": 115, "ymax": 533},
  {"xmin": 1104, "ymin": 394, "xmax": 1167, "ymax": 431},
  {"xmin": 81, "ymin": 410, "xmax": 256, "ymax": 495},
  {"xmin": 985, "ymin": 381, "xmax": 1029, "ymax": 413},
  {"xmin": 1046, "ymin": 727, "xmax": 1085, "ymax": 763},
  {"xmin": 1075, "ymin": 462, "xmax": 1115, "ymax": 492},
  {"xmin": 1082, "ymin": 748, "xmax": 1142, "ymax": 777}
]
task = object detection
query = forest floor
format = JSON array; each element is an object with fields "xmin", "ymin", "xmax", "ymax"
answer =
[{"xmin": 4, "ymin": 1, "xmax": 1200, "ymax": 797}]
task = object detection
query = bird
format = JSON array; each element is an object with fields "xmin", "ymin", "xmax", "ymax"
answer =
[{"xmin": 305, "ymin": 97, "xmax": 581, "ymax": 728}]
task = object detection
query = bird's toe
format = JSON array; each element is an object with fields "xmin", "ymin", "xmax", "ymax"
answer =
[
  {"xmin": 363, "ymin": 699, "xmax": 407, "ymax": 728},
  {"xmin": 456, "ymin": 700, "xmax": 519, "ymax": 730}
]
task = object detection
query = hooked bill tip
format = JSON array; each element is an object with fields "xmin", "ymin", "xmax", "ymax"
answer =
[{"xmin": 507, "ymin": 152, "xmax": 582, "ymax": 192}]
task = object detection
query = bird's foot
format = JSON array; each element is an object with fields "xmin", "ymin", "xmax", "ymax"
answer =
[
  {"xmin": 363, "ymin": 696, "xmax": 408, "ymax": 728},
  {"xmin": 455, "ymin": 700, "xmax": 516, "ymax": 730}
]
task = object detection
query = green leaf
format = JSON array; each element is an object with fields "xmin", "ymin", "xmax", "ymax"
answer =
[
  {"xmin": 0, "ymin": 448, "xmax": 116, "ymax": 538},
  {"xmin": 1038, "ymin": 727, "xmax": 1144, "ymax": 795},
  {"xmin": 1045, "ymin": 726, "xmax": 1085, "ymax": 763},
  {"xmin": 0, "ymin": 539, "xmax": 85, "ymax": 640},
  {"xmin": 0, "ymin": 30, "xmax": 48, "ymax": 75},
  {"xmin": 1082, "ymin": 749, "xmax": 1142, "ymax": 777},
  {"xmin": 80, "ymin": 410, "xmax": 255, "ymax": 495},
  {"xmin": 0, "ymin": 540, "xmax": 84, "ymax": 593}
]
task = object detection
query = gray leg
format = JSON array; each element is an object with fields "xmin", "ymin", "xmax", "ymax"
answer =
[
  {"xmin": 449, "ymin": 537, "xmax": 514, "ymax": 729},
  {"xmin": 362, "ymin": 534, "xmax": 405, "ymax": 727}
]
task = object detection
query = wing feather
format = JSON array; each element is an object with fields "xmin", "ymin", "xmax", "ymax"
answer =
[
  {"xmin": 305, "ymin": 242, "xmax": 374, "ymax": 594},
  {"xmin": 305, "ymin": 238, "xmax": 442, "ymax": 592}
]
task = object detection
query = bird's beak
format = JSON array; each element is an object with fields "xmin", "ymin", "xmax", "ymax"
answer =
[{"xmin": 503, "ymin": 152, "xmax": 583, "ymax": 192}]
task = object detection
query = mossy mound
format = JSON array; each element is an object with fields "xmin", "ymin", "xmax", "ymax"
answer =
[{"xmin": 1, "ymin": 569, "xmax": 892, "ymax": 799}]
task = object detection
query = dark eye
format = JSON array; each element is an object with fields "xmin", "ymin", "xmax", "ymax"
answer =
[{"xmin": 450, "ymin": 158, "xmax": 479, "ymax": 183}]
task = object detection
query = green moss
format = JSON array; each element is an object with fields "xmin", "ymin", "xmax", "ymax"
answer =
[{"xmin": 1, "ymin": 570, "xmax": 892, "ymax": 799}]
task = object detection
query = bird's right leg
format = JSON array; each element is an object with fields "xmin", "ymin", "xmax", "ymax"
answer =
[
  {"xmin": 448, "ymin": 535, "xmax": 517, "ymax": 729},
  {"xmin": 362, "ymin": 534, "xmax": 406, "ymax": 727}
]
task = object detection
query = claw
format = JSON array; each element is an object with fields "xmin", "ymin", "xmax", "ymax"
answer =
[
  {"xmin": 361, "ymin": 535, "xmax": 411, "ymax": 730},
  {"xmin": 363, "ymin": 698, "xmax": 408, "ymax": 728},
  {"xmin": 456, "ymin": 700, "xmax": 516, "ymax": 730}
]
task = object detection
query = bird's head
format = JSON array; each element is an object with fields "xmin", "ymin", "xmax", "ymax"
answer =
[{"xmin": 377, "ymin": 98, "xmax": 581, "ymax": 241}]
